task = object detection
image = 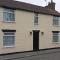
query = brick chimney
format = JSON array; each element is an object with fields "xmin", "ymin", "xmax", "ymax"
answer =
[{"xmin": 45, "ymin": 0, "xmax": 55, "ymax": 10}]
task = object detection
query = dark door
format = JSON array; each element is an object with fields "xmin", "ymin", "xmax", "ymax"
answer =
[{"xmin": 33, "ymin": 31, "xmax": 39, "ymax": 51}]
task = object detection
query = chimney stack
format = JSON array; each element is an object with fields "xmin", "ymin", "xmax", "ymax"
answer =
[{"xmin": 45, "ymin": 0, "xmax": 55, "ymax": 10}]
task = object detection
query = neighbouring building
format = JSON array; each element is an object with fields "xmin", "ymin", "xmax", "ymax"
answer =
[{"xmin": 0, "ymin": 0, "xmax": 60, "ymax": 54}]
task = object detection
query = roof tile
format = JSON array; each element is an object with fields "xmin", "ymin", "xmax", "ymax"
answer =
[{"xmin": 0, "ymin": 0, "xmax": 60, "ymax": 16}]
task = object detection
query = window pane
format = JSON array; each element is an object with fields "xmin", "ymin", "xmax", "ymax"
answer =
[
  {"xmin": 3, "ymin": 32, "xmax": 15, "ymax": 46},
  {"xmin": 53, "ymin": 32, "xmax": 59, "ymax": 42},
  {"xmin": 12, "ymin": 14, "xmax": 15, "ymax": 21},
  {"xmin": 3, "ymin": 9, "xmax": 15, "ymax": 22},
  {"xmin": 4, "ymin": 32, "xmax": 15, "ymax": 35},
  {"xmin": 8, "ymin": 13, "xmax": 11, "ymax": 21},
  {"xmin": 34, "ymin": 13, "xmax": 38, "ymax": 24},
  {"xmin": 53, "ymin": 19, "xmax": 59, "ymax": 25},
  {"xmin": 53, "ymin": 16, "xmax": 59, "ymax": 26},
  {"xmin": 53, "ymin": 36, "xmax": 58, "ymax": 42},
  {"xmin": 35, "ymin": 17, "xmax": 38, "ymax": 23}
]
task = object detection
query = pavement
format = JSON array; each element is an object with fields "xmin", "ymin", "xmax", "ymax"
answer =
[{"xmin": 0, "ymin": 48, "xmax": 60, "ymax": 60}]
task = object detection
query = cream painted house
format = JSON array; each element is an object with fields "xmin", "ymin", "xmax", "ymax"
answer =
[{"xmin": 0, "ymin": 0, "xmax": 60, "ymax": 54}]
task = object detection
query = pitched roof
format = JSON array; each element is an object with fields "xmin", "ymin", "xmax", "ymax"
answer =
[{"xmin": 0, "ymin": 0, "xmax": 60, "ymax": 16}]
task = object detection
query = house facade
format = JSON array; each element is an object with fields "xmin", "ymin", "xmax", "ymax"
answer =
[{"xmin": 0, "ymin": 0, "xmax": 60, "ymax": 54}]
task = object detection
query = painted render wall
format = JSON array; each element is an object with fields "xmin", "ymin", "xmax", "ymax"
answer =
[{"xmin": 0, "ymin": 7, "xmax": 60, "ymax": 54}]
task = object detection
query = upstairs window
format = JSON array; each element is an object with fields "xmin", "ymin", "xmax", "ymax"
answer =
[
  {"xmin": 53, "ymin": 16, "xmax": 59, "ymax": 26},
  {"xmin": 34, "ymin": 13, "xmax": 38, "ymax": 25},
  {"xmin": 2, "ymin": 30, "xmax": 16, "ymax": 47},
  {"xmin": 3, "ymin": 9, "xmax": 15, "ymax": 22},
  {"xmin": 52, "ymin": 31, "xmax": 59, "ymax": 43}
]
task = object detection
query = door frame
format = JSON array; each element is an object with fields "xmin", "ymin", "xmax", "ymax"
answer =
[{"xmin": 33, "ymin": 30, "xmax": 40, "ymax": 51}]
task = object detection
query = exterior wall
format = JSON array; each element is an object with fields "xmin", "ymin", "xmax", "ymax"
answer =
[
  {"xmin": 39, "ymin": 14, "xmax": 60, "ymax": 49},
  {"xmin": 0, "ymin": 7, "xmax": 34, "ymax": 54},
  {"xmin": 0, "ymin": 7, "xmax": 60, "ymax": 54}
]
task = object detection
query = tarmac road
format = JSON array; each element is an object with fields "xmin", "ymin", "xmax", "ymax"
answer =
[
  {"xmin": 0, "ymin": 48, "xmax": 60, "ymax": 60},
  {"xmin": 11, "ymin": 51, "xmax": 60, "ymax": 60}
]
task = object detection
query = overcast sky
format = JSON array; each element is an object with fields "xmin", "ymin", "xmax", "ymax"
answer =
[{"xmin": 16, "ymin": 0, "xmax": 60, "ymax": 12}]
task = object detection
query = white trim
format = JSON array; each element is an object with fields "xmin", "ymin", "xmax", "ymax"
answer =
[
  {"xmin": 53, "ymin": 16, "xmax": 59, "ymax": 26},
  {"xmin": 3, "ymin": 32, "xmax": 15, "ymax": 47},
  {"xmin": 52, "ymin": 32, "xmax": 59, "ymax": 43},
  {"xmin": 3, "ymin": 8, "xmax": 15, "ymax": 22},
  {"xmin": 4, "ymin": 45, "xmax": 15, "ymax": 48},
  {"xmin": 3, "ymin": 20, "xmax": 15, "ymax": 23}
]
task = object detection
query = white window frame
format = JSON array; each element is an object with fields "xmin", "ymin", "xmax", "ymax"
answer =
[
  {"xmin": 34, "ymin": 13, "xmax": 38, "ymax": 25},
  {"xmin": 53, "ymin": 16, "xmax": 59, "ymax": 26},
  {"xmin": 3, "ymin": 32, "xmax": 15, "ymax": 47},
  {"xmin": 3, "ymin": 8, "xmax": 15, "ymax": 23},
  {"xmin": 52, "ymin": 32, "xmax": 59, "ymax": 43}
]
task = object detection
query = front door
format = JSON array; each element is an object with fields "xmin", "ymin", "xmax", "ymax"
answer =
[{"xmin": 33, "ymin": 31, "xmax": 39, "ymax": 51}]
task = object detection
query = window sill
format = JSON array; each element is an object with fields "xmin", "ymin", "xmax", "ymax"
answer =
[
  {"xmin": 52, "ymin": 42, "xmax": 59, "ymax": 44},
  {"xmin": 3, "ymin": 46, "xmax": 15, "ymax": 48},
  {"xmin": 53, "ymin": 25, "xmax": 60, "ymax": 27},
  {"xmin": 34, "ymin": 23, "xmax": 39, "ymax": 25},
  {"xmin": 3, "ymin": 21, "xmax": 16, "ymax": 23}
]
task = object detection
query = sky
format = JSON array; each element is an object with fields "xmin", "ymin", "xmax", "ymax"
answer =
[{"xmin": 16, "ymin": 0, "xmax": 60, "ymax": 12}]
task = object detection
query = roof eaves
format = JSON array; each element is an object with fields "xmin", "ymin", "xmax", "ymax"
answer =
[{"xmin": 0, "ymin": 0, "xmax": 60, "ymax": 16}]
